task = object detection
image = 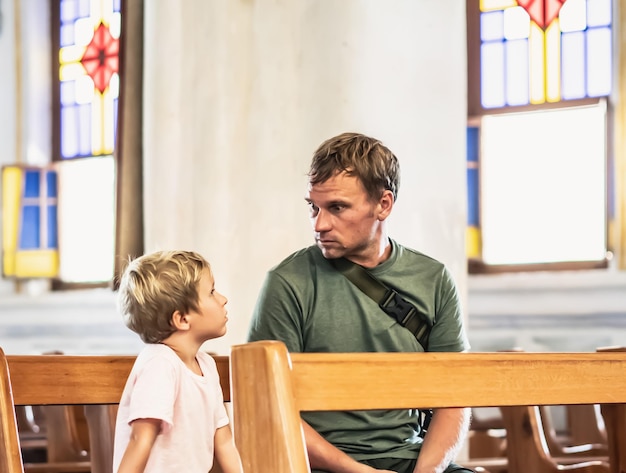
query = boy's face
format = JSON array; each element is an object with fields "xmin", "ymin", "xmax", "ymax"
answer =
[{"xmin": 188, "ymin": 269, "xmax": 229, "ymax": 340}]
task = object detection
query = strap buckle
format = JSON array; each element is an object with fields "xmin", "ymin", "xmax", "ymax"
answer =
[{"xmin": 380, "ymin": 289, "xmax": 432, "ymax": 346}]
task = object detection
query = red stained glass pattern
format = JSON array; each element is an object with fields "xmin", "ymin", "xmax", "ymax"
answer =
[
  {"xmin": 80, "ymin": 22, "xmax": 120, "ymax": 94},
  {"xmin": 517, "ymin": 0, "xmax": 567, "ymax": 29}
]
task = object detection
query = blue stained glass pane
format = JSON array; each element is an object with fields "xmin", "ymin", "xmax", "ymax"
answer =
[
  {"xmin": 113, "ymin": 0, "xmax": 122, "ymax": 13},
  {"xmin": 46, "ymin": 171, "xmax": 57, "ymax": 198},
  {"xmin": 467, "ymin": 169, "xmax": 480, "ymax": 226},
  {"xmin": 481, "ymin": 42, "xmax": 506, "ymax": 108},
  {"xmin": 60, "ymin": 24, "xmax": 75, "ymax": 47},
  {"xmin": 466, "ymin": 126, "xmax": 480, "ymax": 227},
  {"xmin": 587, "ymin": 27, "xmax": 612, "ymax": 96},
  {"xmin": 505, "ymin": 39, "xmax": 529, "ymax": 106},
  {"xmin": 561, "ymin": 31, "xmax": 586, "ymax": 99},
  {"xmin": 24, "ymin": 171, "xmax": 40, "ymax": 198},
  {"xmin": 61, "ymin": 106, "xmax": 79, "ymax": 157},
  {"xmin": 47, "ymin": 206, "xmax": 58, "ymax": 249},
  {"xmin": 60, "ymin": 81, "xmax": 75, "ymax": 106},
  {"xmin": 78, "ymin": 104, "xmax": 92, "ymax": 156},
  {"xmin": 587, "ymin": 0, "xmax": 611, "ymax": 27},
  {"xmin": 60, "ymin": 0, "xmax": 77, "ymax": 22},
  {"xmin": 481, "ymin": 11, "xmax": 504, "ymax": 41},
  {"xmin": 467, "ymin": 126, "xmax": 479, "ymax": 163},
  {"xmin": 20, "ymin": 206, "xmax": 40, "ymax": 249}
]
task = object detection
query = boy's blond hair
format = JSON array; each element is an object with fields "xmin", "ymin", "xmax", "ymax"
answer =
[{"xmin": 117, "ymin": 250, "xmax": 211, "ymax": 343}]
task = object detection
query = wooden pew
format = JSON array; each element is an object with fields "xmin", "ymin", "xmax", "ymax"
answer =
[
  {"xmin": 597, "ymin": 346, "xmax": 626, "ymax": 473},
  {"xmin": 230, "ymin": 340, "xmax": 626, "ymax": 473},
  {"xmin": 0, "ymin": 348, "xmax": 230, "ymax": 473}
]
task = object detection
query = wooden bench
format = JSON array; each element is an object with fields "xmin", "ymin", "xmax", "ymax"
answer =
[
  {"xmin": 230, "ymin": 340, "xmax": 626, "ymax": 473},
  {"xmin": 0, "ymin": 348, "xmax": 230, "ymax": 473}
]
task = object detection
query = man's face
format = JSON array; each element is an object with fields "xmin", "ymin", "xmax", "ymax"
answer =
[{"xmin": 305, "ymin": 171, "xmax": 387, "ymax": 263}]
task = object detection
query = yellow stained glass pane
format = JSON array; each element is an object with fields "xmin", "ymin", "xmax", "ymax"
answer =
[
  {"xmin": 59, "ymin": 45, "xmax": 87, "ymax": 65},
  {"xmin": 15, "ymin": 250, "xmax": 59, "ymax": 278},
  {"xmin": 529, "ymin": 23, "xmax": 546, "ymax": 104},
  {"xmin": 481, "ymin": 0, "xmax": 517, "ymax": 12},
  {"xmin": 2, "ymin": 166, "xmax": 22, "ymax": 276},
  {"xmin": 545, "ymin": 22, "xmax": 562, "ymax": 102},
  {"xmin": 466, "ymin": 226, "xmax": 482, "ymax": 259}
]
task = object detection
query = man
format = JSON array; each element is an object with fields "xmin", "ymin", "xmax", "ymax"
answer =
[{"xmin": 248, "ymin": 132, "xmax": 473, "ymax": 473}]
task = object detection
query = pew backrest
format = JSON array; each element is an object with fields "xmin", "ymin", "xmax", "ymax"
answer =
[
  {"xmin": 230, "ymin": 340, "xmax": 626, "ymax": 473},
  {"xmin": 0, "ymin": 348, "xmax": 230, "ymax": 473}
]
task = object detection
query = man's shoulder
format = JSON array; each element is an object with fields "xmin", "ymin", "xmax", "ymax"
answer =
[
  {"xmin": 270, "ymin": 245, "xmax": 322, "ymax": 274},
  {"xmin": 393, "ymin": 240, "xmax": 446, "ymax": 270}
]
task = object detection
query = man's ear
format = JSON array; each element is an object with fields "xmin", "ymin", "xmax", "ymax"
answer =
[
  {"xmin": 378, "ymin": 189, "xmax": 394, "ymax": 220},
  {"xmin": 171, "ymin": 310, "xmax": 191, "ymax": 331}
]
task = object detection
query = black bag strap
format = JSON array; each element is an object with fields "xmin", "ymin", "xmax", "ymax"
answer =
[{"xmin": 329, "ymin": 257, "xmax": 433, "ymax": 350}]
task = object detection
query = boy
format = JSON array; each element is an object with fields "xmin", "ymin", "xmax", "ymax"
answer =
[{"xmin": 113, "ymin": 250, "xmax": 243, "ymax": 473}]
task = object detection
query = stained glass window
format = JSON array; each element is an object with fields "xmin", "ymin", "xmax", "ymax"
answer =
[
  {"xmin": 2, "ymin": 166, "xmax": 59, "ymax": 278},
  {"xmin": 58, "ymin": 0, "xmax": 121, "ymax": 159},
  {"xmin": 467, "ymin": 0, "xmax": 612, "ymax": 270},
  {"xmin": 52, "ymin": 0, "xmax": 121, "ymax": 283},
  {"xmin": 478, "ymin": 0, "xmax": 612, "ymax": 109}
]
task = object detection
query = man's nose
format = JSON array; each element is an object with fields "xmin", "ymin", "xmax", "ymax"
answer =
[{"xmin": 313, "ymin": 209, "xmax": 331, "ymax": 232}]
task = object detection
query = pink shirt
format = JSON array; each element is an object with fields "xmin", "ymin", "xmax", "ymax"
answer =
[{"xmin": 113, "ymin": 344, "xmax": 229, "ymax": 472}]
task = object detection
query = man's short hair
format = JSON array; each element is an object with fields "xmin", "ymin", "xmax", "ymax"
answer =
[{"xmin": 308, "ymin": 132, "xmax": 400, "ymax": 201}]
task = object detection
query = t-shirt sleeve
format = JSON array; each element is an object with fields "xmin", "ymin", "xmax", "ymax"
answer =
[
  {"xmin": 127, "ymin": 356, "xmax": 178, "ymax": 431},
  {"xmin": 428, "ymin": 265, "xmax": 471, "ymax": 353},
  {"xmin": 247, "ymin": 270, "xmax": 305, "ymax": 352}
]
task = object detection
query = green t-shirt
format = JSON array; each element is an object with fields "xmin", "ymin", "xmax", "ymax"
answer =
[{"xmin": 248, "ymin": 239, "xmax": 470, "ymax": 460}]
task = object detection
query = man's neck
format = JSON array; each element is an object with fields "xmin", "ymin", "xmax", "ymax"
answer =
[{"xmin": 351, "ymin": 236, "xmax": 391, "ymax": 268}]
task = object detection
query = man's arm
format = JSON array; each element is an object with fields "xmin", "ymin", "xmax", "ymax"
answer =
[
  {"xmin": 413, "ymin": 407, "xmax": 471, "ymax": 473},
  {"xmin": 302, "ymin": 420, "xmax": 394, "ymax": 473}
]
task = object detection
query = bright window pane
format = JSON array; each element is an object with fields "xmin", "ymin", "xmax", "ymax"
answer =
[
  {"xmin": 480, "ymin": 104, "xmax": 607, "ymax": 265},
  {"xmin": 57, "ymin": 157, "xmax": 115, "ymax": 282}
]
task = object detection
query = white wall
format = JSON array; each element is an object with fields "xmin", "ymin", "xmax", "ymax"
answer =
[
  {"xmin": 143, "ymin": 0, "xmax": 468, "ymax": 354},
  {"xmin": 0, "ymin": 0, "xmax": 52, "ymax": 296}
]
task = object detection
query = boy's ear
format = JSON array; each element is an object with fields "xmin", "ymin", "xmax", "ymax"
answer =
[{"xmin": 171, "ymin": 310, "xmax": 191, "ymax": 330}]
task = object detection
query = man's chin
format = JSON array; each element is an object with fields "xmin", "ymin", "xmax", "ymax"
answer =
[{"xmin": 317, "ymin": 242, "xmax": 343, "ymax": 259}]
